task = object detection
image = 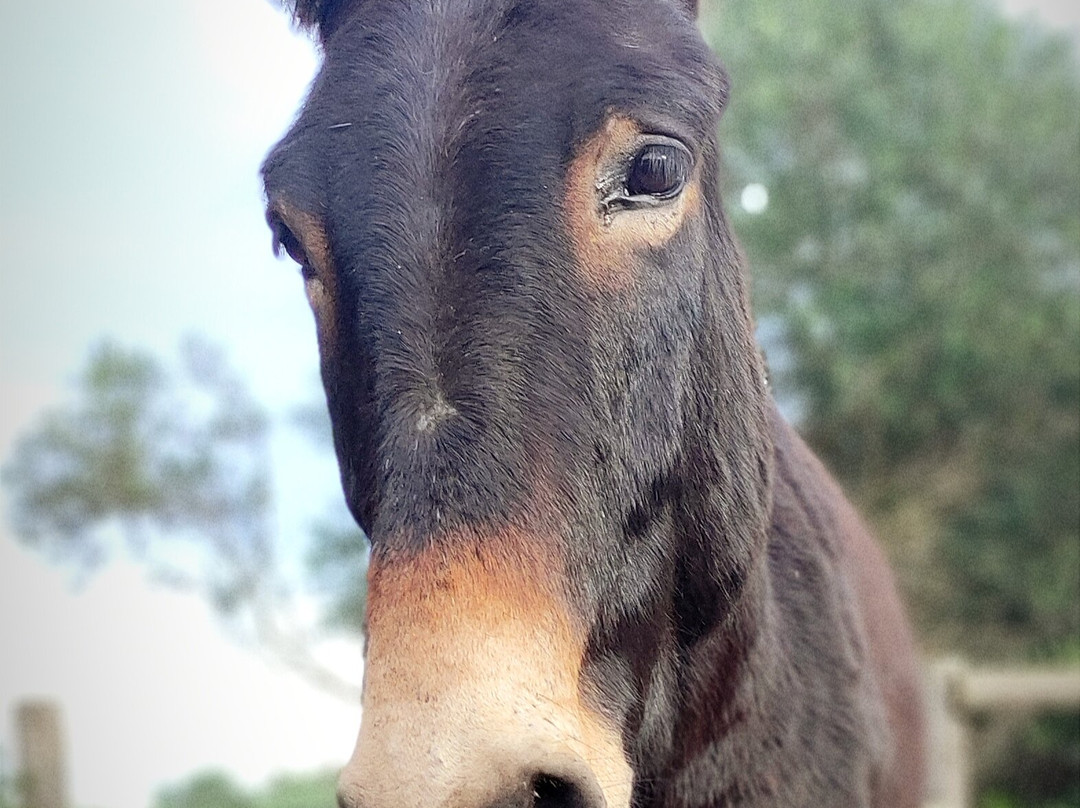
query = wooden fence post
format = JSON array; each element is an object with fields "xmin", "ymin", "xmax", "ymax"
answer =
[
  {"xmin": 923, "ymin": 658, "xmax": 1080, "ymax": 808},
  {"xmin": 925, "ymin": 658, "xmax": 971, "ymax": 808},
  {"xmin": 15, "ymin": 701, "xmax": 68, "ymax": 808}
]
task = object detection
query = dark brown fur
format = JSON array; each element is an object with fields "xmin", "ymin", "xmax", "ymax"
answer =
[{"xmin": 263, "ymin": 1, "xmax": 927, "ymax": 805}]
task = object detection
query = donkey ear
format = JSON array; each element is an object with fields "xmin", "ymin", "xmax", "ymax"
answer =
[
  {"xmin": 284, "ymin": 0, "xmax": 352, "ymax": 42},
  {"xmin": 673, "ymin": 0, "xmax": 700, "ymax": 18}
]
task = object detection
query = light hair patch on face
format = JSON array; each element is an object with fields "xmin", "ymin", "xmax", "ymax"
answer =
[
  {"xmin": 270, "ymin": 201, "xmax": 339, "ymax": 356},
  {"xmin": 339, "ymin": 530, "xmax": 634, "ymax": 808},
  {"xmin": 564, "ymin": 115, "xmax": 701, "ymax": 293}
]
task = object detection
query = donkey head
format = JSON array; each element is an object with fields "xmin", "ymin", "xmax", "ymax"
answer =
[{"xmin": 263, "ymin": 1, "xmax": 772, "ymax": 805}]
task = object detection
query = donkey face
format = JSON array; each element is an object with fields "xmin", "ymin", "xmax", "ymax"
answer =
[{"xmin": 263, "ymin": 1, "xmax": 771, "ymax": 805}]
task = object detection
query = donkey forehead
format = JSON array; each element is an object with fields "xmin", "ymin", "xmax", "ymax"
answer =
[
  {"xmin": 261, "ymin": 0, "xmax": 726, "ymax": 543},
  {"xmin": 263, "ymin": 0, "xmax": 725, "ymax": 207}
]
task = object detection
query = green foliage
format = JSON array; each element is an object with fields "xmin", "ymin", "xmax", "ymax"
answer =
[
  {"xmin": 0, "ymin": 745, "xmax": 13, "ymax": 808},
  {"xmin": 154, "ymin": 769, "xmax": 337, "ymax": 808},
  {"xmin": 705, "ymin": 0, "xmax": 1080, "ymax": 803},
  {"xmin": 974, "ymin": 712, "xmax": 1080, "ymax": 808},
  {"xmin": 157, "ymin": 772, "xmax": 256, "ymax": 808},
  {"xmin": 707, "ymin": 0, "xmax": 1080, "ymax": 661},
  {"xmin": 306, "ymin": 517, "xmax": 369, "ymax": 629},
  {"xmin": 289, "ymin": 397, "xmax": 370, "ymax": 630},
  {"xmin": 256, "ymin": 770, "xmax": 339, "ymax": 808},
  {"xmin": 1, "ymin": 337, "xmax": 274, "ymax": 610},
  {"xmin": 1, "ymin": 335, "xmax": 368, "ymax": 675}
]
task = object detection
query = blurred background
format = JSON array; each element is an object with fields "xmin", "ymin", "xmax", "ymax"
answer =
[{"xmin": 0, "ymin": 0, "xmax": 1076, "ymax": 807}]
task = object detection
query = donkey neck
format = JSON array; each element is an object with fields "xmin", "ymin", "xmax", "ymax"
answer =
[{"xmin": 649, "ymin": 413, "xmax": 889, "ymax": 806}]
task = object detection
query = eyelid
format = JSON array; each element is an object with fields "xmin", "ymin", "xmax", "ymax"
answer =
[
  {"xmin": 268, "ymin": 213, "xmax": 311, "ymax": 268},
  {"xmin": 634, "ymin": 133, "xmax": 694, "ymax": 157},
  {"xmin": 597, "ymin": 134, "xmax": 694, "ymax": 207},
  {"xmin": 599, "ymin": 133, "xmax": 690, "ymax": 178},
  {"xmin": 266, "ymin": 208, "xmax": 288, "ymax": 254}
]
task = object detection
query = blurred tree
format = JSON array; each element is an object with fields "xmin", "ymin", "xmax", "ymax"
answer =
[
  {"xmin": 974, "ymin": 711, "xmax": 1080, "ymax": 808},
  {"xmin": 156, "ymin": 771, "xmax": 256, "ymax": 808},
  {"xmin": 256, "ymin": 770, "xmax": 339, "ymax": 808},
  {"xmin": 288, "ymin": 400, "xmax": 370, "ymax": 632},
  {"xmin": 154, "ymin": 769, "xmax": 337, "ymax": 808},
  {"xmin": 0, "ymin": 337, "xmax": 363, "ymax": 700},
  {"xmin": 305, "ymin": 517, "xmax": 369, "ymax": 630},
  {"xmin": 2, "ymin": 337, "xmax": 272, "ymax": 604},
  {"xmin": 0, "ymin": 745, "xmax": 12, "ymax": 808},
  {"xmin": 706, "ymin": 0, "xmax": 1080, "ymax": 662},
  {"xmin": 704, "ymin": 1, "xmax": 1080, "ymax": 804}
]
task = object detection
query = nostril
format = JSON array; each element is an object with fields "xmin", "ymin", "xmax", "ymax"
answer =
[
  {"xmin": 336, "ymin": 784, "xmax": 362, "ymax": 808},
  {"xmin": 530, "ymin": 773, "xmax": 602, "ymax": 808}
]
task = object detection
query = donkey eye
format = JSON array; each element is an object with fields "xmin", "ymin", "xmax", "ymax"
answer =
[
  {"xmin": 625, "ymin": 142, "xmax": 692, "ymax": 199},
  {"xmin": 271, "ymin": 220, "xmax": 316, "ymax": 281},
  {"xmin": 276, "ymin": 225, "xmax": 309, "ymax": 268}
]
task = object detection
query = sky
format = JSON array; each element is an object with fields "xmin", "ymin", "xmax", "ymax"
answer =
[
  {"xmin": 0, "ymin": 1, "xmax": 360, "ymax": 805},
  {"xmin": 0, "ymin": 1, "xmax": 1077, "ymax": 807}
]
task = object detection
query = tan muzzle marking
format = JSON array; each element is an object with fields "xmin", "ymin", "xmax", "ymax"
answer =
[{"xmin": 339, "ymin": 533, "xmax": 633, "ymax": 807}]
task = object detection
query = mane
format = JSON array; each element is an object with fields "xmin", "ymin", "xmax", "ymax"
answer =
[{"xmin": 284, "ymin": 0, "xmax": 699, "ymax": 38}]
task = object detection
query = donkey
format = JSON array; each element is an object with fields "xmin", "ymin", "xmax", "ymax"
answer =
[{"xmin": 262, "ymin": 0, "xmax": 926, "ymax": 805}]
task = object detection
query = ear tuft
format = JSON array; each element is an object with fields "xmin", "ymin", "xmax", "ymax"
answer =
[
  {"xmin": 676, "ymin": 0, "xmax": 700, "ymax": 19},
  {"xmin": 282, "ymin": 0, "xmax": 354, "ymax": 41}
]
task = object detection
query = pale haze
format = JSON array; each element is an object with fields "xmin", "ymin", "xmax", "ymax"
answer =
[
  {"xmin": 0, "ymin": 1, "xmax": 1076, "ymax": 807},
  {"xmin": 0, "ymin": 2, "xmax": 359, "ymax": 806}
]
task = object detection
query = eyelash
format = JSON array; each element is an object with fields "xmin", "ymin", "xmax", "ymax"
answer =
[
  {"xmin": 599, "ymin": 136, "xmax": 694, "ymax": 212},
  {"xmin": 271, "ymin": 220, "xmax": 315, "ymax": 279}
]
